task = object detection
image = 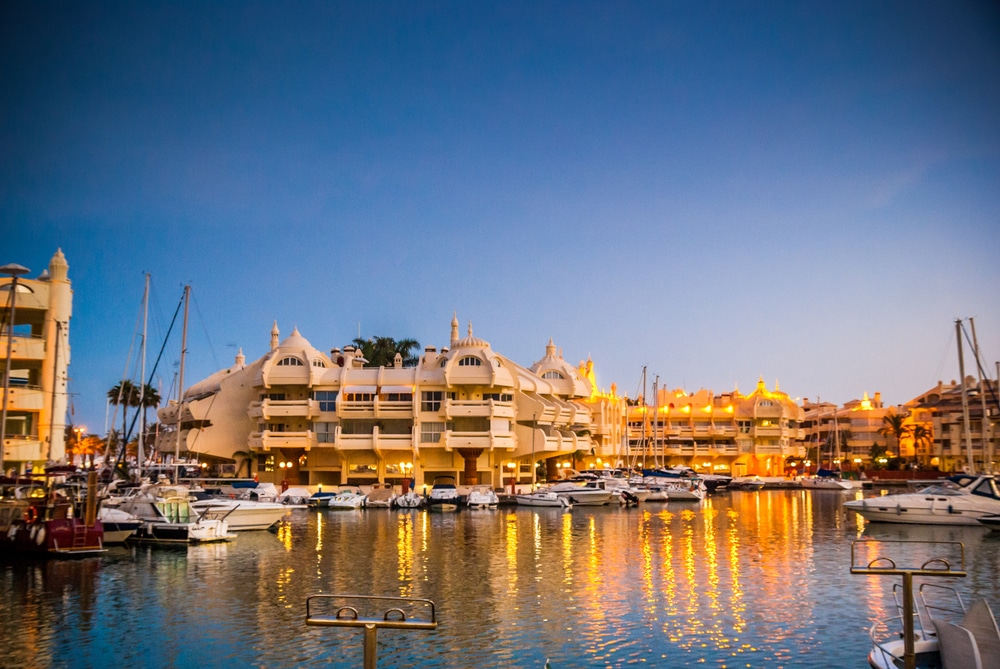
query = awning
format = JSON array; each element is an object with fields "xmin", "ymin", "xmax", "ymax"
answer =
[
  {"xmin": 379, "ymin": 386, "xmax": 414, "ymax": 394},
  {"xmin": 343, "ymin": 386, "xmax": 376, "ymax": 394}
]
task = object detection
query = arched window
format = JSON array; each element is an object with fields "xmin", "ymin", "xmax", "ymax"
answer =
[
  {"xmin": 458, "ymin": 356, "xmax": 482, "ymax": 367},
  {"xmin": 277, "ymin": 357, "xmax": 303, "ymax": 366},
  {"xmin": 312, "ymin": 358, "xmax": 326, "ymax": 368},
  {"xmin": 542, "ymin": 371, "xmax": 564, "ymax": 380}
]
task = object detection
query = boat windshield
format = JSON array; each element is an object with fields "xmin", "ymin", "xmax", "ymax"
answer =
[
  {"xmin": 971, "ymin": 478, "xmax": 1000, "ymax": 500},
  {"xmin": 917, "ymin": 484, "xmax": 964, "ymax": 496}
]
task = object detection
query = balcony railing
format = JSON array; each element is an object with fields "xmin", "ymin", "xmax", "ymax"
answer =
[
  {"xmin": 444, "ymin": 399, "xmax": 516, "ymax": 420},
  {"xmin": 2, "ymin": 386, "xmax": 44, "ymax": 411},
  {"xmin": 249, "ymin": 430, "xmax": 314, "ymax": 450}
]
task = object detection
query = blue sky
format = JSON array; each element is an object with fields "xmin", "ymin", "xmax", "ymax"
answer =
[{"xmin": 3, "ymin": 1, "xmax": 999, "ymax": 435}]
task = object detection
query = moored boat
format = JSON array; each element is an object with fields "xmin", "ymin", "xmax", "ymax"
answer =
[
  {"xmin": 539, "ymin": 481, "xmax": 611, "ymax": 506},
  {"xmin": 188, "ymin": 496, "xmax": 289, "ymax": 530},
  {"xmin": 393, "ymin": 491, "xmax": 424, "ymax": 509},
  {"xmin": 466, "ymin": 485, "xmax": 499, "ymax": 509},
  {"xmin": 800, "ymin": 469, "xmax": 854, "ymax": 491},
  {"xmin": 515, "ymin": 491, "xmax": 572, "ymax": 508},
  {"xmin": 327, "ymin": 486, "xmax": 367, "ymax": 510},
  {"xmin": 426, "ymin": 476, "xmax": 460, "ymax": 512},
  {"xmin": 844, "ymin": 474, "xmax": 1000, "ymax": 526},
  {"xmin": 365, "ymin": 483, "xmax": 397, "ymax": 508}
]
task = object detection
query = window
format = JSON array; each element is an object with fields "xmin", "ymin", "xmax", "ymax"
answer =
[
  {"xmin": 313, "ymin": 391, "xmax": 338, "ymax": 412},
  {"xmin": 344, "ymin": 392, "xmax": 374, "ymax": 402},
  {"xmin": 483, "ymin": 393, "xmax": 513, "ymax": 402},
  {"xmin": 312, "ymin": 358, "xmax": 326, "ymax": 368},
  {"xmin": 421, "ymin": 422, "xmax": 445, "ymax": 443},
  {"xmin": 315, "ymin": 422, "xmax": 335, "ymax": 443},
  {"xmin": 421, "ymin": 391, "xmax": 443, "ymax": 412},
  {"xmin": 266, "ymin": 423, "xmax": 286, "ymax": 432},
  {"xmin": 458, "ymin": 356, "xmax": 481, "ymax": 367},
  {"xmin": 542, "ymin": 371, "xmax": 564, "ymax": 380},
  {"xmin": 268, "ymin": 393, "xmax": 286, "ymax": 401},
  {"xmin": 737, "ymin": 420, "xmax": 751, "ymax": 433},
  {"xmin": 381, "ymin": 392, "xmax": 413, "ymax": 402},
  {"xmin": 259, "ymin": 455, "xmax": 274, "ymax": 472},
  {"xmin": 277, "ymin": 357, "xmax": 303, "ymax": 366}
]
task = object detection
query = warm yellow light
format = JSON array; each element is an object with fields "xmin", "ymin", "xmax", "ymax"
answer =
[
  {"xmin": 853, "ymin": 458, "xmax": 861, "ymax": 464},
  {"xmin": 506, "ymin": 462, "xmax": 516, "ymax": 470},
  {"xmin": 702, "ymin": 462, "xmax": 711, "ymax": 468},
  {"xmin": 725, "ymin": 406, "xmax": 733, "ymax": 414},
  {"xmin": 702, "ymin": 405, "xmax": 712, "ymax": 413},
  {"xmin": 562, "ymin": 461, "xmax": 571, "ymax": 468},
  {"xmin": 804, "ymin": 460, "xmax": 811, "ymax": 467},
  {"xmin": 682, "ymin": 405, "xmax": 691, "ymax": 414}
]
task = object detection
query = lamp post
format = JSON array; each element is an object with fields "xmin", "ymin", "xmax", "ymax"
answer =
[{"xmin": 1, "ymin": 263, "xmax": 30, "ymax": 476}]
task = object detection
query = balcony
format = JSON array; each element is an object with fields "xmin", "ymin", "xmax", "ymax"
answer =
[
  {"xmin": 247, "ymin": 399, "xmax": 316, "ymax": 420},
  {"xmin": 338, "ymin": 399, "xmax": 375, "ymax": 417},
  {"xmin": 2, "ymin": 435, "xmax": 42, "ymax": 461},
  {"xmin": 6, "ymin": 333, "xmax": 45, "ymax": 361},
  {"xmin": 441, "ymin": 431, "xmax": 517, "ymax": 452},
  {"xmin": 3, "ymin": 385, "xmax": 44, "ymax": 411},
  {"xmin": 249, "ymin": 430, "xmax": 314, "ymax": 450},
  {"xmin": 444, "ymin": 399, "xmax": 515, "ymax": 420},
  {"xmin": 374, "ymin": 399, "xmax": 415, "ymax": 419}
]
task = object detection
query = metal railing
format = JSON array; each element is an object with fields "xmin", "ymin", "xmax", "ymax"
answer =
[{"xmin": 306, "ymin": 594, "xmax": 437, "ymax": 669}]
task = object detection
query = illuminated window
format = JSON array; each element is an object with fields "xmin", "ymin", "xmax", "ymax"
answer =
[
  {"xmin": 421, "ymin": 391, "xmax": 443, "ymax": 411},
  {"xmin": 421, "ymin": 422, "xmax": 445, "ymax": 443},
  {"xmin": 259, "ymin": 455, "xmax": 275, "ymax": 472}
]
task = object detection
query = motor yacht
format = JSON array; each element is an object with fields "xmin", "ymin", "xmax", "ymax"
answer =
[
  {"xmin": 327, "ymin": 486, "xmax": 368, "ymax": 510},
  {"xmin": 188, "ymin": 496, "xmax": 290, "ymax": 530},
  {"xmin": 427, "ymin": 477, "xmax": 460, "ymax": 512},
  {"xmin": 365, "ymin": 483, "xmax": 398, "ymax": 508},
  {"xmin": 515, "ymin": 491, "xmax": 572, "ymax": 508},
  {"xmin": 844, "ymin": 474, "xmax": 1000, "ymax": 526},
  {"xmin": 466, "ymin": 485, "xmax": 499, "ymax": 509},
  {"xmin": 539, "ymin": 481, "xmax": 612, "ymax": 506}
]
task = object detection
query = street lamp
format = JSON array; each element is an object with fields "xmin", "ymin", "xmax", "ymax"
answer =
[{"xmin": 1, "ymin": 263, "xmax": 30, "ymax": 476}]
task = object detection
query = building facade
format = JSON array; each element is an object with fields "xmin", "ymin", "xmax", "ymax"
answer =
[
  {"xmin": 156, "ymin": 316, "xmax": 627, "ymax": 488},
  {"xmin": 905, "ymin": 378, "xmax": 999, "ymax": 473},
  {"xmin": 1, "ymin": 250, "xmax": 73, "ymax": 472},
  {"xmin": 799, "ymin": 392, "xmax": 888, "ymax": 471},
  {"xmin": 621, "ymin": 378, "xmax": 805, "ymax": 477}
]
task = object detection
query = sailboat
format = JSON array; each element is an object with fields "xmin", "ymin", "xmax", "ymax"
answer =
[{"xmin": 801, "ymin": 412, "xmax": 853, "ymax": 490}]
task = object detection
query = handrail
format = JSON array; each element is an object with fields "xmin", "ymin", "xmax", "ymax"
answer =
[{"xmin": 305, "ymin": 594, "xmax": 437, "ymax": 669}]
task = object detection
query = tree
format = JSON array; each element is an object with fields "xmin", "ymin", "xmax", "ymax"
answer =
[
  {"xmin": 869, "ymin": 443, "xmax": 889, "ymax": 469},
  {"xmin": 351, "ymin": 336, "xmax": 421, "ymax": 367},
  {"xmin": 107, "ymin": 380, "xmax": 161, "ymax": 451},
  {"xmin": 878, "ymin": 411, "xmax": 909, "ymax": 459},
  {"xmin": 910, "ymin": 424, "xmax": 933, "ymax": 467}
]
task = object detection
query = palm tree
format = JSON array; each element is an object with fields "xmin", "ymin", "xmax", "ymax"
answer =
[
  {"xmin": 910, "ymin": 424, "xmax": 933, "ymax": 468},
  {"xmin": 878, "ymin": 411, "xmax": 909, "ymax": 459},
  {"xmin": 351, "ymin": 336, "xmax": 421, "ymax": 367},
  {"xmin": 107, "ymin": 380, "xmax": 161, "ymax": 449}
]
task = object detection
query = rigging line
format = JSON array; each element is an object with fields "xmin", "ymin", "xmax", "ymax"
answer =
[
  {"xmin": 189, "ymin": 288, "xmax": 221, "ymax": 372},
  {"xmin": 110, "ymin": 289, "xmax": 185, "ymax": 478},
  {"xmin": 962, "ymin": 319, "xmax": 1000, "ymax": 414}
]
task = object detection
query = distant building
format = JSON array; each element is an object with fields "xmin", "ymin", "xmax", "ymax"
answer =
[
  {"xmin": 156, "ymin": 315, "xmax": 627, "ymax": 487},
  {"xmin": 1, "ymin": 249, "xmax": 73, "ymax": 472},
  {"xmin": 905, "ymin": 378, "xmax": 999, "ymax": 472},
  {"xmin": 799, "ymin": 392, "xmax": 887, "ymax": 470},
  {"xmin": 623, "ymin": 378, "xmax": 805, "ymax": 477}
]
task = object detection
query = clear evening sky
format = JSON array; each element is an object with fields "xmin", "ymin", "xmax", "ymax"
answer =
[{"xmin": 3, "ymin": 2, "xmax": 999, "ymax": 436}]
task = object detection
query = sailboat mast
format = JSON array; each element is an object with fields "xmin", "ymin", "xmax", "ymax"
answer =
[
  {"xmin": 175, "ymin": 285, "xmax": 190, "ymax": 460},
  {"xmin": 956, "ymin": 319, "xmax": 975, "ymax": 473},
  {"xmin": 137, "ymin": 273, "xmax": 149, "ymax": 482},
  {"xmin": 652, "ymin": 375, "xmax": 659, "ymax": 468},
  {"xmin": 969, "ymin": 317, "xmax": 992, "ymax": 474}
]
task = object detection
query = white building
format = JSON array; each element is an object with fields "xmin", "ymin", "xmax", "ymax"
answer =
[
  {"xmin": 156, "ymin": 315, "xmax": 625, "ymax": 488},
  {"xmin": 1, "ymin": 250, "xmax": 73, "ymax": 472}
]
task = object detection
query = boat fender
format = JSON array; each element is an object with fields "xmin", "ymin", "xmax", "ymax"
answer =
[
  {"xmin": 36, "ymin": 526, "xmax": 46, "ymax": 545},
  {"xmin": 29, "ymin": 525, "xmax": 37, "ymax": 541},
  {"xmin": 6, "ymin": 525, "xmax": 16, "ymax": 539},
  {"xmin": 24, "ymin": 506, "xmax": 39, "ymax": 524}
]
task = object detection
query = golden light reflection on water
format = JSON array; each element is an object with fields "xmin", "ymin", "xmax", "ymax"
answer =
[
  {"xmin": 275, "ymin": 520, "xmax": 293, "ymax": 551},
  {"xmin": 396, "ymin": 511, "xmax": 414, "ymax": 597}
]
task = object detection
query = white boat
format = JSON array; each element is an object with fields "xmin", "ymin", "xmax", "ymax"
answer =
[
  {"xmin": 365, "ymin": 483, "xmax": 397, "ymax": 508},
  {"xmin": 540, "ymin": 481, "xmax": 612, "ymax": 506},
  {"xmin": 844, "ymin": 474, "xmax": 1000, "ymax": 526},
  {"xmin": 800, "ymin": 470, "xmax": 855, "ymax": 491},
  {"xmin": 978, "ymin": 514, "xmax": 1000, "ymax": 531},
  {"xmin": 866, "ymin": 582, "xmax": 1000, "ymax": 669},
  {"xmin": 123, "ymin": 494, "xmax": 235, "ymax": 544},
  {"xmin": 327, "ymin": 486, "xmax": 368, "ymax": 510},
  {"xmin": 275, "ymin": 486, "xmax": 312, "ymax": 506},
  {"xmin": 466, "ymin": 485, "xmax": 499, "ymax": 509},
  {"xmin": 583, "ymin": 471, "xmax": 650, "ymax": 503},
  {"xmin": 730, "ymin": 476, "xmax": 767, "ymax": 491},
  {"xmin": 188, "ymin": 497, "xmax": 289, "ymax": 530},
  {"xmin": 427, "ymin": 476, "xmax": 460, "ymax": 512},
  {"xmin": 97, "ymin": 506, "xmax": 141, "ymax": 543},
  {"xmin": 661, "ymin": 478, "xmax": 707, "ymax": 501},
  {"xmin": 515, "ymin": 491, "xmax": 572, "ymax": 508},
  {"xmin": 393, "ymin": 491, "xmax": 423, "ymax": 509}
]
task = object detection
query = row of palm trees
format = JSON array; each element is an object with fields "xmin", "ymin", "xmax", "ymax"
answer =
[{"xmin": 877, "ymin": 411, "xmax": 932, "ymax": 460}]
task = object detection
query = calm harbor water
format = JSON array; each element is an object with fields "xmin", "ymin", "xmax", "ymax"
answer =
[{"xmin": 2, "ymin": 488, "xmax": 999, "ymax": 669}]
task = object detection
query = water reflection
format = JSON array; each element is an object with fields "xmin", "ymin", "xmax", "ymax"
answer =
[{"xmin": 2, "ymin": 491, "xmax": 999, "ymax": 668}]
